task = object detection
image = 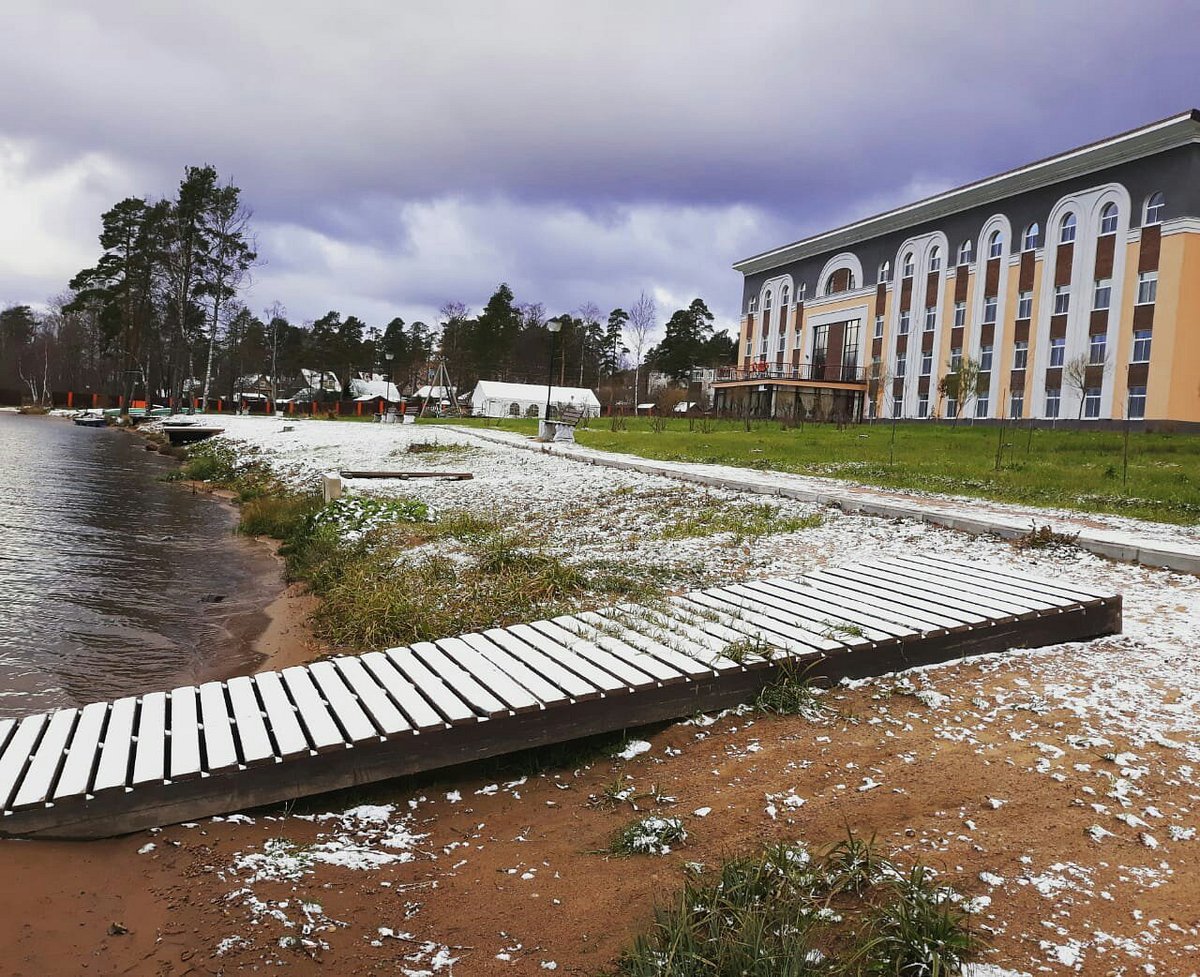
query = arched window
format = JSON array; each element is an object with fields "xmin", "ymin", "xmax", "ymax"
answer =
[
  {"xmin": 902, "ymin": 252, "xmax": 915, "ymax": 278},
  {"xmin": 798, "ymin": 282, "xmax": 807, "ymax": 301},
  {"xmin": 847, "ymin": 272, "xmax": 856, "ymax": 290},
  {"xmin": 1022, "ymin": 223, "xmax": 1040, "ymax": 251},
  {"xmin": 987, "ymin": 230, "xmax": 1003, "ymax": 259},
  {"xmin": 1060, "ymin": 212, "xmax": 1077, "ymax": 244},
  {"xmin": 508, "ymin": 402, "xmax": 521, "ymax": 417},
  {"xmin": 929, "ymin": 246, "xmax": 941, "ymax": 272},
  {"xmin": 1144, "ymin": 192, "xmax": 1164, "ymax": 225},
  {"xmin": 764, "ymin": 288, "xmax": 773, "ymax": 310},
  {"xmin": 781, "ymin": 285, "xmax": 790, "ymax": 306},
  {"xmin": 1099, "ymin": 202, "xmax": 1119, "ymax": 235},
  {"xmin": 957, "ymin": 240, "xmax": 973, "ymax": 265},
  {"xmin": 878, "ymin": 260, "xmax": 891, "ymax": 284}
]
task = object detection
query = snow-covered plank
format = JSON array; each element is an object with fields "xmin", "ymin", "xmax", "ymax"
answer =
[
  {"xmin": 333, "ymin": 656, "xmax": 412, "ymax": 736},
  {"xmin": 131, "ymin": 691, "xmax": 168, "ymax": 787},
  {"xmin": 554, "ymin": 614, "xmax": 687, "ymax": 684},
  {"xmin": 434, "ymin": 637, "xmax": 542, "ymax": 713},
  {"xmin": 382, "ymin": 648, "xmax": 479, "ymax": 725},
  {"xmin": 0, "ymin": 713, "xmax": 48, "ymax": 810},
  {"xmin": 685, "ymin": 589, "xmax": 849, "ymax": 650},
  {"xmin": 410, "ymin": 641, "xmax": 509, "ymax": 717},
  {"xmin": 12, "ymin": 709, "xmax": 77, "ymax": 809},
  {"xmin": 363, "ymin": 651, "xmax": 451, "ymax": 729},
  {"xmin": 534, "ymin": 618, "xmax": 659, "ymax": 689},
  {"xmin": 281, "ymin": 667, "xmax": 345, "ymax": 752},
  {"xmin": 168, "ymin": 687, "xmax": 202, "ymax": 781},
  {"xmin": 226, "ymin": 675, "xmax": 275, "ymax": 764},
  {"xmin": 0, "ymin": 719, "xmax": 15, "ymax": 757},
  {"xmin": 53, "ymin": 701, "xmax": 108, "ymax": 801},
  {"xmin": 92, "ymin": 696, "xmax": 137, "ymax": 793},
  {"xmin": 625, "ymin": 604, "xmax": 750, "ymax": 670},
  {"xmin": 253, "ymin": 671, "xmax": 311, "ymax": 757},
  {"xmin": 199, "ymin": 681, "xmax": 239, "ymax": 772},
  {"xmin": 502, "ymin": 624, "xmax": 627, "ymax": 694},
  {"xmin": 458, "ymin": 632, "xmax": 571, "ymax": 705},
  {"xmin": 582, "ymin": 609, "xmax": 716, "ymax": 677},
  {"xmin": 661, "ymin": 598, "xmax": 771, "ymax": 650},
  {"xmin": 779, "ymin": 574, "xmax": 975, "ymax": 631},
  {"xmin": 309, "ymin": 660, "xmax": 379, "ymax": 743},
  {"xmin": 893, "ymin": 555, "xmax": 1097, "ymax": 603},
  {"xmin": 878, "ymin": 557, "xmax": 1082, "ymax": 611},
  {"xmin": 736, "ymin": 580, "xmax": 932, "ymax": 638},
  {"xmin": 833, "ymin": 562, "xmax": 1037, "ymax": 618}
]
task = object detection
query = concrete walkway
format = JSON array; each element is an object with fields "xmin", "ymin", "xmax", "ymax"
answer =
[{"xmin": 451, "ymin": 427, "xmax": 1200, "ymax": 576}]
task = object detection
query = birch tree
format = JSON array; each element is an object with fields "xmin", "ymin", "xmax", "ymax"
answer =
[{"xmin": 626, "ymin": 291, "xmax": 657, "ymax": 406}]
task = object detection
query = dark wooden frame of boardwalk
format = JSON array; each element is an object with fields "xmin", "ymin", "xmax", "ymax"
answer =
[{"xmin": 0, "ymin": 557, "xmax": 1121, "ymax": 839}]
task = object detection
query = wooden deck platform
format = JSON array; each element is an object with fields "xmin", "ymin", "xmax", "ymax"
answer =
[{"xmin": 0, "ymin": 556, "xmax": 1121, "ymax": 839}]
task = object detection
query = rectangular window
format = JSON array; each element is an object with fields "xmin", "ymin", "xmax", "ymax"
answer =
[
  {"xmin": 1084, "ymin": 387, "xmax": 1102, "ymax": 418},
  {"xmin": 975, "ymin": 396, "xmax": 990, "ymax": 417},
  {"xmin": 920, "ymin": 351, "xmax": 933, "ymax": 376},
  {"xmin": 1013, "ymin": 340, "xmax": 1028, "ymax": 370},
  {"xmin": 777, "ymin": 335, "xmax": 786, "ymax": 353},
  {"xmin": 946, "ymin": 397, "xmax": 958, "ymax": 417},
  {"xmin": 924, "ymin": 305, "xmax": 936, "ymax": 331},
  {"xmin": 893, "ymin": 396, "xmax": 903, "ymax": 416},
  {"xmin": 1089, "ymin": 333, "xmax": 1107, "ymax": 365},
  {"xmin": 1017, "ymin": 290, "xmax": 1032, "ymax": 319},
  {"xmin": 1093, "ymin": 278, "xmax": 1112, "ymax": 311},
  {"xmin": 759, "ymin": 337, "xmax": 768, "ymax": 355},
  {"xmin": 798, "ymin": 282, "xmax": 807, "ymax": 301},
  {"xmin": 983, "ymin": 296, "xmax": 997, "ymax": 324},
  {"xmin": 874, "ymin": 314, "xmax": 884, "ymax": 339},
  {"xmin": 1045, "ymin": 387, "xmax": 1061, "ymax": 418},
  {"xmin": 1137, "ymin": 271, "xmax": 1158, "ymax": 305},
  {"xmin": 868, "ymin": 401, "xmax": 877, "ymax": 420},
  {"xmin": 953, "ymin": 301, "xmax": 966, "ymax": 328},
  {"xmin": 1010, "ymin": 391, "xmax": 1024, "ymax": 418},
  {"xmin": 811, "ymin": 323, "xmax": 829, "ymax": 377},
  {"xmin": 950, "ymin": 347, "xmax": 962, "ymax": 372},
  {"xmin": 979, "ymin": 344, "xmax": 993, "ymax": 373},
  {"xmin": 748, "ymin": 297, "xmax": 757, "ymax": 313},
  {"xmin": 898, "ymin": 310, "xmax": 910, "ymax": 335},
  {"xmin": 745, "ymin": 340, "xmax": 752, "ymax": 357},
  {"xmin": 794, "ymin": 330, "xmax": 803, "ymax": 350},
  {"xmin": 1127, "ymin": 385, "xmax": 1146, "ymax": 420},
  {"xmin": 1053, "ymin": 285, "xmax": 1070, "ymax": 315},
  {"xmin": 917, "ymin": 393, "xmax": 929, "ymax": 417},
  {"xmin": 842, "ymin": 320, "xmax": 861, "ymax": 379},
  {"xmin": 1049, "ymin": 336, "xmax": 1065, "ymax": 368},
  {"xmin": 895, "ymin": 352, "xmax": 906, "ymax": 378},
  {"xmin": 1131, "ymin": 329, "xmax": 1152, "ymax": 363}
]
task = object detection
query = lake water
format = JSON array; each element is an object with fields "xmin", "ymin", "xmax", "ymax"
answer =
[{"xmin": 0, "ymin": 413, "xmax": 282, "ymax": 719}]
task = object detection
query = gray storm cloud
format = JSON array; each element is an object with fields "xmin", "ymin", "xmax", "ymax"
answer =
[{"xmin": 2, "ymin": 0, "xmax": 1198, "ymax": 331}]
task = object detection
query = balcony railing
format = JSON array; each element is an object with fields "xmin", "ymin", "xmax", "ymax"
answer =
[{"xmin": 715, "ymin": 362, "xmax": 867, "ymax": 384}]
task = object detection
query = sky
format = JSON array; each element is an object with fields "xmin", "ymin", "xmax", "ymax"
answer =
[{"xmin": 3, "ymin": 1, "xmax": 1199, "ymax": 342}]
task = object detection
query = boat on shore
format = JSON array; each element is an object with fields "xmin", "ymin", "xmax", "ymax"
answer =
[
  {"xmin": 162, "ymin": 424, "xmax": 225, "ymax": 446},
  {"xmin": 72, "ymin": 412, "xmax": 108, "ymax": 427}
]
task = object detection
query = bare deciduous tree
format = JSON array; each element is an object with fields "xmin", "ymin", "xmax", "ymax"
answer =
[
  {"xmin": 1063, "ymin": 351, "xmax": 1109, "ymax": 419},
  {"xmin": 625, "ymin": 291, "xmax": 657, "ymax": 407}
]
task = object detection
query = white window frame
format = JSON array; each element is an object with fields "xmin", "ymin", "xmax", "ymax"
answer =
[
  {"xmin": 777, "ymin": 335, "xmax": 786, "ymax": 353},
  {"xmin": 953, "ymin": 301, "xmax": 966, "ymax": 328},
  {"xmin": 1045, "ymin": 387, "xmax": 1061, "ymax": 418},
  {"xmin": 979, "ymin": 344, "xmax": 993, "ymax": 373},
  {"xmin": 983, "ymin": 295, "xmax": 997, "ymax": 324},
  {"xmin": 1010, "ymin": 391, "xmax": 1024, "ymax": 418},
  {"xmin": 1017, "ymin": 290, "xmax": 1032, "ymax": 319},
  {"xmin": 1053, "ymin": 285, "xmax": 1070, "ymax": 316},
  {"xmin": 1127, "ymin": 385, "xmax": 1146, "ymax": 419},
  {"xmin": 1144, "ymin": 192, "xmax": 1164, "ymax": 226},
  {"xmin": 917, "ymin": 393, "xmax": 929, "ymax": 417},
  {"xmin": 929, "ymin": 247, "xmax": 941, "ymax": 272},
  {"xmin": 895, "ymin": 352, "xmax": 907, "ymax": 378},
  {"xmin": 1013, "ymin": 341, "xmax": 1028, "ymax": 371},
  {"xmin": 902, "ymin": 253, "xmax": 915, "ymax": 278},
  {"xmin": 920, "ymin": 350, "xmax": 933, "ymax": 376},
  {"xmin": 1093, "ymin": 278, "xmax": 1112, "ymax": 311},
  {"xmin": 1088, "ymin": 333, "xmax": 1107, "ymax": 365},
  {"xmin": 924, "ymin": 305, "xmax": 936, "ymax": 331},
  {"xmin": 1136, "ymin": 271, "xmax": 1158, "ymax": 305},
  {"xmin": 1060, "ymin": 213, "xmax": 1077, "ymax": 244},
  {"xmin": 950, "ymin": 347, "xmax": 963, "ymax": 371},
  {"xmin": 878, "ymin": 261, "xmax": 891, "ymax": 284},
  {"xmin": 975, "ymin": 396, "xmax": 990, "ymax": 417},
  {"xmin": 1022, "ymin": 223, "xmax": 1039, "ymax": 252},
  {"xmin": 1131, "ymin": 329, "xmax": 1152, "ymax": 364},
  {"xmin": 745, "ymin": 340, "xmax": 752, "ymax": 357},
  {"xmin": 898, "ymin": 310, "xmax": 910, "ymax": 335},
  {"xmin": 874, "ymin": 314, "xmax": 884, "ymax": 339},
  {"xmin": 798, "ymin": 282, "xmax": 807, "ymax": 301},
  {"xmin": 957, "ymin": 240, "xmax": 973, "ymax": 265},
  {"xmin": 893, "ymin": 396, "xmax": 903, "ymax": 416},
  {"xmin": 1084, "ymin": 387, "xmax": 1102, "ymax": 418},
  {"xmin": 1049, "ymin": 336, "xmax": 1065, "ymax": 368},
  {"xmin": 1099, "ymin": 203, "xmax": 1119, "ymax": 236},
  {"xmin": 988, "ymin": 231, "xmax": 1003, "ymax": 259}
]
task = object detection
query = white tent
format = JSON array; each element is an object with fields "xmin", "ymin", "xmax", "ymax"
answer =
[
  {"xmin": 470, "ymin": 380, "xmax": 601, "ymax": 419},
  {"xmin": 348, "ymin": 377, "xmax": 402, "ymax": 402}
]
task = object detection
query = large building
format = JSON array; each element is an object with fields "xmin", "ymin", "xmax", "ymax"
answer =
[{"xmin": 715, "ymin": 111, "xmax": 1200, "ymax": 425}]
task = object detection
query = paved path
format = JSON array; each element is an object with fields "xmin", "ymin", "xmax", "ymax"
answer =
[{"xmin": 453, "ymin": 427, "xmax": 1200, "ymax": 576}]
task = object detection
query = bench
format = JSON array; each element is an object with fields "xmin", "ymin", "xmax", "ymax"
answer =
[{"xmin": 540, "ymin": 404, "xmax": 586, "ymax": 442}]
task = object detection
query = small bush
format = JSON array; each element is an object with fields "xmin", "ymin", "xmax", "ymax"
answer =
[
  {"xmin": 1012, "ymin": 521, "xmax": 1080, "ymax": 551},
  {"xmin": 755, "ymin": 660, "xmax": 828, "ymax": 719},
  {"xmin": 239, "ymin": 492, "xmax": 324, "ymax": 539},
  {"xmin": 608, "ymin": 816, "xmax": 687, "ymax": 857}
]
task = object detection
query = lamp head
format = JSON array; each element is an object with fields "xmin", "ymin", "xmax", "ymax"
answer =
[{"xmin": 547, "ymin": 318, "xmax": 562, "ymax": 334}]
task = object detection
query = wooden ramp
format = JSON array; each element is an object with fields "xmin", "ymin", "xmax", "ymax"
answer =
[{"xmin": 0, "ymin": 557, "xmax": 1120, "ymax": 839}]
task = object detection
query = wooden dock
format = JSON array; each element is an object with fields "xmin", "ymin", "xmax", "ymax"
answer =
[{"xmin": 0, "ymin": 556, "xmax": 1121, "ymax": 839}]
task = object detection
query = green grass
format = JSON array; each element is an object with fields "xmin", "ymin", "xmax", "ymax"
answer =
[
  {"xmin": 620, "ymin": 835, "xmax": 978, "ymax": 977},
  {"xmin": 657, "ymin": 501, "xmax": 823, "ymax": 541},
  {"xmin": 418, "ymin": 416, "xmax": 1200, "ymax": 524}
]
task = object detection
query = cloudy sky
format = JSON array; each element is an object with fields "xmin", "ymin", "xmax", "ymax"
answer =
[{"xmin": 3, "ymin": 1, "xmax": 1198, "ymax": 340}]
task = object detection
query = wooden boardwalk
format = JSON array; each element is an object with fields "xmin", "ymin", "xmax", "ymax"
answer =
[{"xmin": 0, "ymin": 556, "xmax": 1120, "ymax": 839}]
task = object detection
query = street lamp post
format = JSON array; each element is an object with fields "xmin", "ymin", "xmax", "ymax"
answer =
[
  {"xmin": 543, "ymin": 318, "xmax": 562, "ymax": 438},
  {"xmin": 383, "ymin": 351, "xmax": 395, "ymax": 419}
]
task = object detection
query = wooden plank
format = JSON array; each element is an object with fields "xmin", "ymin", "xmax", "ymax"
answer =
[
  {"xmin": 433, "ymin": 637, "xmax": 542, "ymax": 713},
  {"xmin": 556, "ymin": 614, "xmax": 689, "ymax": 684},
  {"xmin": 0, "ymin": 714, "xmax": 48, "ymax": 810},
  {"xmin": 54, "ymin": 701, "xmax": 109, "ymax": 800},
  {"xmin": 309, "ymin": 660, "xmax": 380, "ymax": 743},
  {"xmin": 226, "ymin": 676, "xmax": 275, "ymax": 765},
  {"xmin": 333, "ymin": 657, "xmax": 412, "ymax": 736},
  {"xmin": 693, "ymin": 588, "xmax": 855, "ymax": 648},
  {"xmin": 739, "ymin": 579, "xmax": 943, "ymax": 637},
  {"xmin": 608, "ymin": 604, "xmax": 744, "ymax": 671},
  {"xmin": 383, "ymin": 647, "xmax": 480, "ymax": 725},
  {"xmin": 811, "ymin": 568, "xmax": 998, "ymax": 624},
  {"xmin": 458, "ymin": 632, "xmax": 571, "ymax": 706},
  {"xmin": 362, "ymin": 651, "xmax": 450, "ymax": 729},
  {"xmin": 199, "ymin": 682, "xmax": 239, "ymax": 772},
  {"xmin": 783, "ymin": 573, "xmax": 979, "ymax": 630},
  {"xmin": 839, "ymin": 562, "xmax": 1045, "ymax": 618},
  {"xmin": 12, "ymin": 709, "xmax": 78, "ymax": 809},
  {"xmin": 584, "ymin": 609, "xmax": 716, "ymax": 678},
  {"xmin": 875, "ymin": 559, "xmax": 1076, "ymax": 615},
  {"xmin": 817, "ymin": 563, "xmax": 1020, "ymax": 619},
  {"xmin": 131, "ymin": 691, "xmax": 167, "ymax": 787},
  {"xmin": 410, "ymin": 641, "xmax": 509, "ymax": 717},
  {"xmin": 671, "ymin": 592, "xmax": 832, "ymax": 656},
  {"xmin": 0, "ymin": 719, "xmax": 15, "ymax": 758},
  {"xmin": 503, "ymin": 624, "xmax": 627, "ymax": 694},
  {"xmin": 536, "ymin": 618, "xmax": 661, "ymax": 688},
  {"xmin": 661, "ymin": 598, "xmax": 771, "ymax": 649},
  {"xmin": 254, "ymin": 671, "xmax": 311, "ymax": 757},
  {"xmin": 281, "ymin": 667, "xmax": 346, "ymax": 752},
  {"xmin": 92, "ymin": 697, "xmax": 137, "ymax": 793},
  {"xmin": 168, "ymin": 687, "xmax": 203, "ymax": 781},
  {"xmin": 892, "ymin": 555, "xmax": 1101, "ymax": 603}
]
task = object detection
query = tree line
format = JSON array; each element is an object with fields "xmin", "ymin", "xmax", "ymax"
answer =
[{"xmin": 2, "ymin": 168, "xmax": 736, "ymax": 411}]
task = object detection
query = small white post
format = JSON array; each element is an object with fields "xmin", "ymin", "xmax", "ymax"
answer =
[{"xmin": 321, "ymin": 472, "xmax": 343, "ymax": 503}]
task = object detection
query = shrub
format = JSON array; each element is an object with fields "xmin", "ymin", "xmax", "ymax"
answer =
[{"xmin": 608, "ymin": 816, "xmax": 687, "ymax": 857}]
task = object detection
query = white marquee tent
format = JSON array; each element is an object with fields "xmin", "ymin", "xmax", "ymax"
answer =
[{"xmin": 470, "ymin": 380, "xmax": 601, "ymax": 419}]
